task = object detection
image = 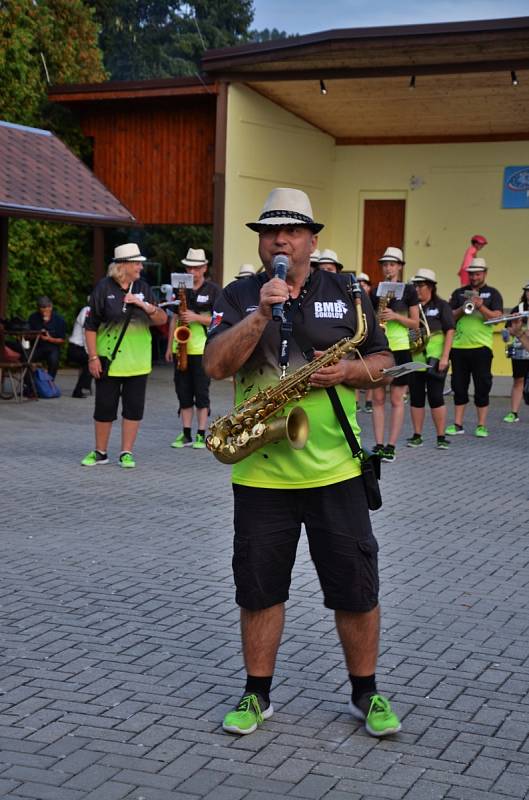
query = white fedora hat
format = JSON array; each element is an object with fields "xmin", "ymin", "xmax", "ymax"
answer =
[
  {"xmin": 411, "ymin": 268, "xmax": 437, "ymax": 284},
  {"xmin": 378, "ymin": 246, "xmax": 405, "ymax": 264},
  {"xmin": 467, "ymin": 257, "xmax": 488, "ymax": 271},
  {"xmin": 181, "ymin": 247, "xmax": 208, "ymax": 267},
  {"xmin": 246, "ymin": 188, "xmax": 324, "ymax": 233},
  {"xmin": 318, "ymin": 248, "xmax": 343, "ymax": 271},
  {"xmin": 310, "ymin": 248, "xmax": 321, "ymax": 263},
  {"xmin": 113, "ymin": 243, "xmax": 146, "ymax": 263},
  {"xmin": 357, "ymin": 272, "xmax": 371, "ymax": 283},
  {"xmin": 236, "ymin": 263, "xmax": 257, "ymax": 278}
]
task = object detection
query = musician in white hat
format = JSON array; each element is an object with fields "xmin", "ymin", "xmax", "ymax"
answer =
[
  {"xmin": 318, "ymin": 248, "xmax": 343, "ymax": 273},
  {"xmin": 502, "ymin": 281, "xmax": 529, "ymax": 423},
  {"xmin": 407, "ymin": 269, "xmax": 455, "ymax": 449},
  {"xmin": 204, "ymin": 187, "xmax": 401, "ymax": 740},
  {"xmin": 370, "ymin": 246, "xmax": 420, "ymax": 463},
  {"xmin": 81, "ymin": 243, "xmax": 167, "ymax": 468},
  {"xmin": 446, "ymin": 257, "xmax": 503, "ymax": 437},
  {"xmin": 166, "ymin": 248, "xmax": 221, "ymax": 449}
]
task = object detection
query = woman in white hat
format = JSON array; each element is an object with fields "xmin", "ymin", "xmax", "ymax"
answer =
[
  {"xmin": 502, "ymin": 281, "xmax": 529, "ymax": 423},
  {"xmin": 371, "ymin": 247, "xmax": 420, "ymax": 462},
  {"xmin": 407, "ymin": 269, "xmax": 455, "ymax": 449},
  {"xmin": 318, "ymin": 249, "xmax": 343, "ymax": 273},
  {"xmin": 82, "ymin": 243, "xmax": 167, "ymax": 468}
]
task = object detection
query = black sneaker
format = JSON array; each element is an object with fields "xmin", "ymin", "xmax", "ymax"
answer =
[
  {"xmin": 382, "ymin": 444, "xmax": 396, "ymax": 462},
  {"xmin": 406, "ymin": 434, "xmax": 423, "ymax": 448},
  {"xmin": 372, "ymin": 444, "xmax": 385, "ymax": 457}
]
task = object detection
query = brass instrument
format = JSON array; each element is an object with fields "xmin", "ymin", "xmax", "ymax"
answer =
[
  {"xmin": 377, "ymin": 291, "xmax": 395, "ymax": 328},
  {"xmin": 206, "ymin": 290, "xmax": 368, "ymax": 464},
  {"xmin": 409, "ymin": 303, "xmax": 431, "ymax": 354},
  {"xmin": 174, "ymin": 283, "xmax": 191, "ymax": 371},
  {"xmin": 463, "ymin": 290, "xmax": 478, "ymax": 315},
  {"xmin": 484, "ymin": 311, "xmax": 529, "ymax": 325}
]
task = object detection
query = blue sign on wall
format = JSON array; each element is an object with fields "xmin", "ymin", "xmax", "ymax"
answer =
[{"xmin": 502, "ymin": 166, "xmax": 529, "ymax": 208}]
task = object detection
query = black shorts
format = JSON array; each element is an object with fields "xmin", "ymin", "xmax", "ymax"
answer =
[
  {"xmin": 232, "ymin": 477, "xmax": 379, "ymax": 613},
  {"xmin": 391, "ymin": 349, "xmax": 413, "ymax": 387},
  {"xmin": 173, "ymin": 354, "xmax": 210, "ymax": 409},
  {"xmin": 512, "ymin": 359, "xmax": 529, "ymax": 379},
  {"xmin": 94, "ymin": 373, "xmax": 148, "ymax": 422}
]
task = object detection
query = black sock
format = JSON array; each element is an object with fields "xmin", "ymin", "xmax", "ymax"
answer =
[
  {"xmin": 350, "ymin": 673, "xmax": 377, "ymax": 704},
  {"xmin": 183, "ymin": 427, "xmax": 192, "ymax": 440},
  {"xmin": 245, "ymin": 675, "xmax": 273, "ymax": 705},
  {"xmin": 96, "ymin": 450, "xmax": 107, "ymax": 456},
  {"xmin": 437, "ymin": 435, "xmax": 446, "ymax": 441},
  {"xmin": 197, "ymin": 429, "xmax": 206, "ymax": 437}
]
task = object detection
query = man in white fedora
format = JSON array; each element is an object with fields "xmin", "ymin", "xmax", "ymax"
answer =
[
  {"xmin": 371, "ymin": 246, "xmax": 420, "ymax": 463},
  {"xmin": 82, "ymin": 243, "xmax": 167, "ymax": 468},
  {"xmin": 318, "ymin": 248, "xmax": 343, "ymax": 273},
  {"xmin": 166, "ymin": 248, "xmax": 221, "ymax": 448},
  {"xmin": 446, "ymin": 257, "xmax": 503, "ymax": 437},
  {"xmin": 204, "ymin": 187, "xmax": 401, "ymax": 739},
  {"xmin": 236, "ymin": 264, "xmax": 257, "ymax": 279}
]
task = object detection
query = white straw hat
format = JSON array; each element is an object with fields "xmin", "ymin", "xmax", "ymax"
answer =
[
  {"xmin": 378, "ymin": 246, "xmax": 405, "ymax": 264},
  {"xmin": 181, "ymin": 248, "xmax": 208, "ymax": 267},
  {"xmin": 112, "ymin": 243, "xmax": 146, "ymax": 263},
  {"xmin": 246, "ymin": 188, "xmax": 324, "ymax": 233},
  {"xmin": 411, "ymin": 268, "xmax": 437, "ymax": 284},
  {"xmin": 236, "ymin": 264, "xmax": 257, "ymax": 278},
  {"xmin": 318, "ymin": 248, "xmax": 343, "ymax": 271},
  {"xmin": 310, "ymin": 248, "xmax": 321, "ymax": 263},
  {"xmin": 357, "ymin": 272, "xmax": 371, "ymax": 283},
  {"xmin": 467, "ymin": 257, "xmax": 488, "ymax": 271}
]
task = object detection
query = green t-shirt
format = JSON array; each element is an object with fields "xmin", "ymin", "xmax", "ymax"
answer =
[
  {"xmin": 449, "ymin": 284, "xmax": 503, "ymax": 351},
  {"xmin": 373, "ymin": 283, "xmax": 419, "ymax": 352},
  {"xmin": 86, "ymin": 276, "xmax": 155, "ymax": 377},
  {"xmin": 207, "ymin": 271, "xmax": 389, "ymax": 489}
]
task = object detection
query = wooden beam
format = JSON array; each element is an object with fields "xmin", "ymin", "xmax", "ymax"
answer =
[
  {"xmin": 336, "ymin": 132, "xmax": 529, "ymax": 145},
  {"xmin": 210, "ymin": 58, "xmax": 529, "ymax": 84},
  {"xmin": 212, "ymin": 82, "xmax": 228, "ymax": 287}
]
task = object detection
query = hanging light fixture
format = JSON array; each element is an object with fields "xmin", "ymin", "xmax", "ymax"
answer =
[
  {"xmin": 511, "ymin": 70, "xmax": 519, "ymax": 86},
  {"xmin": 409, "ymin": 75, "xmax": 416, "ymax": 90},
  {"xmin": 319, "ymin": 79, "xmax": 327, "ymax": 95}
]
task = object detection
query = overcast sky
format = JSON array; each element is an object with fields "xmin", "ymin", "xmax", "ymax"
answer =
[{"xmin": 252, "ymin": 0, "xmax": 529, "ymax": 35}]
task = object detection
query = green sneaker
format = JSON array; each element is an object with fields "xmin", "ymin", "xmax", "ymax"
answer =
[
  {"xmin": 119, "ymin": 452, "xmax": 136, "ymax": 468},
  {"xmin": 381, "ymin": 444, "xmax": 395, "ymax": 462},
  {"xmin": 192, "ymin": 433, "xmax": 206, "ymax": 449},
  {"xmin": 436, "ymin": 437, "xmax": 450, "ymax": 450},
  {"xmin": 474, "ymin": 425, "xmax": 489, "ymax": 438},
  {"xmin": 503, "ymin": 412, "xmax": 519, "ymax": 423},
  {"xmin": 406, "ymin": 434, "xmax": 423, "ymax": 448},
  {"xmin": 222, "ymin": 693, "xmax": 273, "ymax": 735},
  {"xmin": 171, "ymin": 433, "xmax": 192, "ymax": 448},
  {"xmin": 81, "ymin": 450, "xmax": 108, "ymax": 466},
  {"xmin": 349, "ymin": 693, "xmax": 401, "ymax": 737},
  {"xmin": 445, "ymin": 423, "xmax": 465, "ymax": 436}
]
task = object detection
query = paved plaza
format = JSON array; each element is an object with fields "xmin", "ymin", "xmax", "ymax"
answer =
[{"xmin": 1, "ymin": 365, "xmax": 528, "ymax": 800}]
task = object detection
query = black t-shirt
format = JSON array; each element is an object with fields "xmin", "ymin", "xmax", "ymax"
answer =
[
  {"xmin": 28, "ymin": 310, "xmax": 66, "ymax": 341},
  {"xmin": 422, "ymin": 296, "xmax": 455, "ymax": 335},
  {"xmin": 206, "ymin": 270, "xmax": 389, "ymax": 489},
  {"xmin": 449, "ymin": 283, "xmax": 503, "ymax": 350},
  {"xmin": 371, "ymin": 283, "xmax": 419, "ymax": 351}
]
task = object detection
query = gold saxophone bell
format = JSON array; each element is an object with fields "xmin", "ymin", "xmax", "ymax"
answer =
[
  {"xmin": 208, "ymin": 406, "xmax": 309, "ymax": 465},
  {"xmin": 174, "ymin": 325, "xmax": 191, "ymax": 344}
]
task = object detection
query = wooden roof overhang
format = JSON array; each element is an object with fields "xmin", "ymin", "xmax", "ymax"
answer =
[
  {"xmin": 202, "ymin": 17, "xmax": 529, "ymax": 143},
  {"xmin": 49, "ymin": 76, "xmax": 218, "ymax": 106}
]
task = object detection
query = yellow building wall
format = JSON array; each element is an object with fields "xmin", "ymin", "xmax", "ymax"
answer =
[
  {"xmin": 224, "ymin": 84, "xmax": 335, "ymax": 283},
  {"xmin": 330, "ymin": 142, "xmax": 529, "ymax": 375},
  {"xmin": 223, "ymin": 88, "xmax": 528, "ymax": 375}
]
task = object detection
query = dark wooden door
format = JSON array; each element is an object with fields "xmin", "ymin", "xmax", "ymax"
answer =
[{"xmin": 362, "ymin": 199, "xmax": 406, "ymax": 286}]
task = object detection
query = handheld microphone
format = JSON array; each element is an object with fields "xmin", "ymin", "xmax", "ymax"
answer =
[{"xmin": 271, "ymin": 254, "xmax": 289, "ymax": 322}]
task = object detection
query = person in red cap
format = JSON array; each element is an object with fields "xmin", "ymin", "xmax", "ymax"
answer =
[{"xmin": 458, "ymin": 234, "xmax": 488, "ymax": 286}]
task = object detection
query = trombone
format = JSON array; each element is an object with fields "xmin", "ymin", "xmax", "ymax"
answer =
[{"xmin": 484, "ymin": 311, "xmax": 529, "ymax": 325}]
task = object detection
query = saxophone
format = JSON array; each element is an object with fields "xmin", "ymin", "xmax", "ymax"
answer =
[
  {"xmin": 377, "ymin": 290, "xmax": 395, "ymax": 328},
  {"xmin": 206, "ymin": 289, "xmax": 367, "ymax": 464},
  {"xmin": 174, "ymin": 284, "xmax": 191, "ymax": 371}
]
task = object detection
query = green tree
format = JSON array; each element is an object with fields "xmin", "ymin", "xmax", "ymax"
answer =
[
  {"xmin": 0, "ymin": 0, "xmax": 106, "ymax": 329},
  {"xmin": 87, "ymin": 0, "xmax": 254, "ymax": 80}
]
